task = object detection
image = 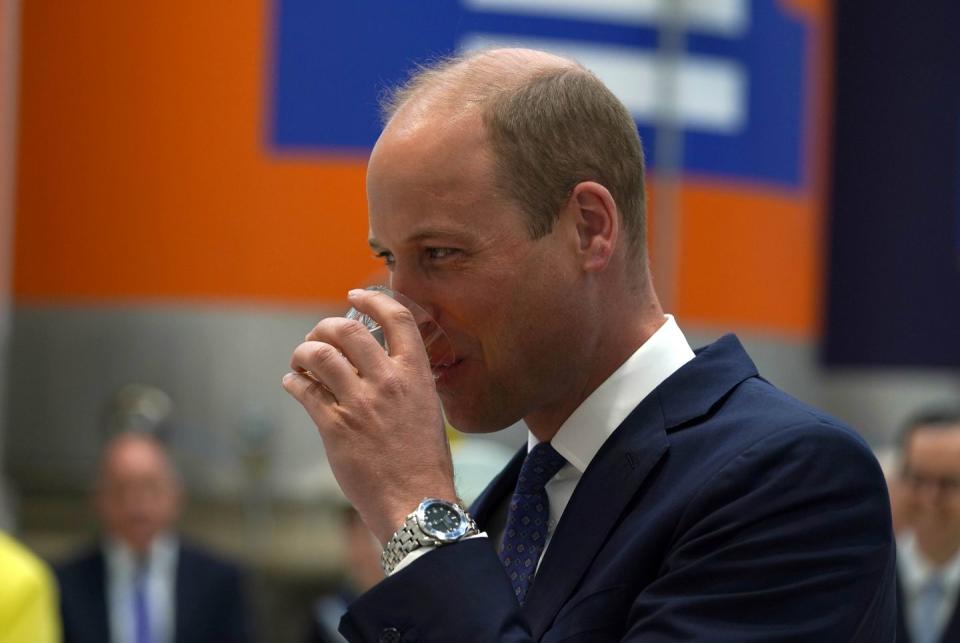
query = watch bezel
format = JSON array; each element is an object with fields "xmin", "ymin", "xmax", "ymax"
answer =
[{"xmin": 415, "ymin": 497, "xmax": 470, "ymax": 542}]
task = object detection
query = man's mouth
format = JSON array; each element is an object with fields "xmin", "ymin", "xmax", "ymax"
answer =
[{"xmin": 431, "ymin": 357, "xmax": 462, "ymax": 380}]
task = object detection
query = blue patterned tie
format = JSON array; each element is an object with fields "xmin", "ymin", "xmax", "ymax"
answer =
[
  {"xmin": 913, "ymin": 573, "xmax": 946, "ymax": 643},
  {"xmin": 133, "ymin": 564, "xmax": 152, "ymax": 643},
  {"xmin": 499, "ymin": 442, "xmax": 567, "ymax": 604}
]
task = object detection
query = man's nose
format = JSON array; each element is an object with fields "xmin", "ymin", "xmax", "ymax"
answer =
[
  {"xmin": 915, "ymin": 480, "xmax": 946, "ymax": 506},
  {"xmin": 389, "ymin": 266, "xmax": 440, "ymax": 321}
]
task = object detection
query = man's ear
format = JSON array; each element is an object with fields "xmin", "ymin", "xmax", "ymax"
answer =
[{"xmin": 569, "ymin": 181, "xmax": 618, "ymax": 273}]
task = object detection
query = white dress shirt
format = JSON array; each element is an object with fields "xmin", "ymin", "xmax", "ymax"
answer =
[
  {"xmin": 104, "ymin": 534, "xmax": 178, "ymax": 643},
  {"xmin": 392, "ymin": 314, "xmax": 694, "ymax": 574},
  {"xmin": 530, "ymin": 314, "xmax": 694, "ymax": 558},
  {"xmin": 898, "ymin": 532, "xmax": 960, "ymax": 641}
]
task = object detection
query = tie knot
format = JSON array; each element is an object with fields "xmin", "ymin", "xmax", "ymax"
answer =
[{"xmin": 516, "ymin": 442, "xmax": 566, "ymax": 494}]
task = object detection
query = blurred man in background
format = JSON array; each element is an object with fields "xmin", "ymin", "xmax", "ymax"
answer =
[
  {"xmin": 897, "ymin": 408, "xmax": 960, "ymax": 643},
  {"xmin": 56, "ymin": 432, "xmax": 251, "ymax": 643},
  {"xmin": 0, "ymin": 529, "xmax": 60, "ymax": 643}
]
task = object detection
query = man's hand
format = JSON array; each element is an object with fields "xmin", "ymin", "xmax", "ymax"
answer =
[{"xmin": 282, "ymin": 289, "xmax": 458, "ymax": 545}]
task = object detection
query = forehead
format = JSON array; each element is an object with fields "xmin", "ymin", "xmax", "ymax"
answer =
[
  {"xmin": 366, "ymin": 110, "xmax": 521, "ymax": 247},
  {"xmin": 101, "ymin": 438, "xmax": 172, "ymax": 482},
  {"xmin": 907, "ymin": 425, "xmax": 960, "ymax": 470}
]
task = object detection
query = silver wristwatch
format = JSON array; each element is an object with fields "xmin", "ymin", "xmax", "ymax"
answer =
[{"xmin": 380, "ymin": 497, "xmax": 479, "ymax": 575}]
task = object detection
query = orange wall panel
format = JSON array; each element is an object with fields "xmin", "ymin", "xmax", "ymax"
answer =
[{"xmin": 14, "ymin": 1, "xmax": 379, "ymax": 305}]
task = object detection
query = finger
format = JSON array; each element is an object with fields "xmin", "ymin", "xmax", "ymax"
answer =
[
  {"xmin": 346, "ymin": 288, "xmax": 426, "ymax": 364},
  {"xmin": 281, "ymin": 371, "xmax": 338, "ymax": 422},
  {"xmin": 290, "ymin": 341, "xmax": 357, "ymax": 400},
  {"xmin": 304, "ymin": 316, "xmax": 387, "ymax": 377}
]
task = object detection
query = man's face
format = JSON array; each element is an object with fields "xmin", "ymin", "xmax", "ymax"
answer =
[
  {"xmin": 903, "ymin": 425, "xmax": 960, "ymax": 545},
  {"xmin": 96, "ymin": 437, "xmax": 181, "ymax": 554},
  {"xmin": 365, "ymin": 110, "xmax": 590, "ymax": 433}
]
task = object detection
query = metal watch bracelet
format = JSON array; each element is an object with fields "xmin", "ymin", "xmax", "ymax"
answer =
[{"xmin": 380, "ymin": 504, "xmax": 478, "ymax": 575}]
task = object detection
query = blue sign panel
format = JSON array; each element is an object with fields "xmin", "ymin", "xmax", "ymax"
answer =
[{"xmin": 271, "ymin": 0, "xmax": 810, "ymax": 188}]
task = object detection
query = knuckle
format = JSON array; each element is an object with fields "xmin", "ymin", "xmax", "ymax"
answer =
[
  {"xmin": 341, "ymin": 318, "xmax": 370, "ymax": 340},
  {"xmin": 388, "ymin": 307, "xmax": 416, "ymax": 327},
  {"xmin": 305, "ymin": 319, "xmax": 330, "ymax": 341},
  {"xmin": 380, "ymin": 371, "xmax": 407, "ymax": 395},
  {"xmin": 310, "ymin": 343, "xmax": 339, "ymax": 366}
]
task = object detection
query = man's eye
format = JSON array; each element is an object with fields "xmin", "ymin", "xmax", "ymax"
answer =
[{"xmin": 426, "ymin": 248, "xmax": 459, "ymax": 260}]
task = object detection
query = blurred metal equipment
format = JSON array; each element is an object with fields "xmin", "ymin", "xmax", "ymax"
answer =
[
  {"xmin": 236, "ymin": 410, "xmax": 276, "ymax": 560},
  {"xmin": 650, "ymin": 0, "xmax": 686, "ymax": 313}
]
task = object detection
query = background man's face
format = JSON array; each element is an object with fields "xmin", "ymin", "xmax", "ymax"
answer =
[
  {"xmin": 366, "ymin": 110, "xmax": 588, "ymax": 433},
  {"xmin": 903, "ymin": 425, "xmax": 960, "ymax": 546},
  {"xmin": 96, "ymin": 436, "xmax": 181, "ymax": 554}
]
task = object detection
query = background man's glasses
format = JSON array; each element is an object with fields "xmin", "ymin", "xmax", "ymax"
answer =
[{"xmin": 903, "ymin": 470, "xmax": 960, "ymax": 495}]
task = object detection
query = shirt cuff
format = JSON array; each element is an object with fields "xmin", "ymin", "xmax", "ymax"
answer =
[{"xmin": 389, "ymin": 532, "xmax": 489, "ymax": 575}]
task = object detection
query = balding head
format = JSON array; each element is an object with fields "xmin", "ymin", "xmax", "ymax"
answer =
[
  {"xmin": 380, "ymin": 48, "xmax": 649, "ymax": 269},
  {"xmin": 381, "ymin": 48, "xmax": 576, "ymax": 124},
  {"xmin": 95, "ymin": 432, "xmax": 182, "ymax": 554}
]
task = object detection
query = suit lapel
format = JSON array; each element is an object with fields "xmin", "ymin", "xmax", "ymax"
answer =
[
  {"xmin": 90, "ymin": 549, "xmax": 111, "ymax": 640},
  {"xmin": 524, "ymin": 334, "xmax": 758, "ymax": 639},
  {"xmin": 174, "ymin": 543, "xmax": 189, "ymax": 643},
  {"xmin": 893, "ymin": 578, "xmax": 912, "ymax": 642},
  {"xmin": 522, "ymin": 396, "xmax": 669, "ymax": 639},
  {"xmin": 941, "ymin": 596, "xmax": 960, "ymax": 643}
]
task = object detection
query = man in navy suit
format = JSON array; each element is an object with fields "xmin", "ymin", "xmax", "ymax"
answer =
[
  {"xmin": 283, "ymin": 47, "xmax": 897, "ymax": 641},
  {"xmin": 896, "ymin": 409, "xmax": 960, "ymax": 643},
  {"xmin": 56, "ymin": 432, "xmax": 251, "ymax": 643}
]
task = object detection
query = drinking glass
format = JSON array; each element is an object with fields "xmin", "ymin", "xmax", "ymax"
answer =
[{"xmin": 345, "ymin": 286, "xmax": 455, "ymax": 372}]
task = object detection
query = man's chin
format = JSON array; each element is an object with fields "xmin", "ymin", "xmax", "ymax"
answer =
[
  {"xmin": 120, "ymin": 531, "xmax": 159, "ymax": 554},
  {"xmin": 443, "ymin": 406, "xmax": 520, "ymax": 435}
]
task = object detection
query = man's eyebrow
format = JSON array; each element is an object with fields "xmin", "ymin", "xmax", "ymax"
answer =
[{"xmin": 369, "ymin": 228, "xmax": 477, "ymax": 250}]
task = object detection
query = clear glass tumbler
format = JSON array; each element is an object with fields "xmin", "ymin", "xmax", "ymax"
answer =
[{"xmin": 345, "ymin": 286, "xmax": 455, "ymax": 372}]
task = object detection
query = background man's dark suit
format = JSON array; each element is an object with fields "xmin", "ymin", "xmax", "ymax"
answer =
[
  {"xmin": 56, "ymin": 540, "xmax": 251, "ymax": 643},
  {"xmin": 341, "ymin": 336, "xmax": 897, "ymax": 641}
]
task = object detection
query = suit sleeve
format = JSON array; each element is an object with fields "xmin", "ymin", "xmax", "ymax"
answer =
[
  {"xmin": 340, "ymin": 538, "xmax": 530, "ymax": 642},
  {"xmin": 340, "ymin": 421, "xmax": 896, "ymax": 642}
]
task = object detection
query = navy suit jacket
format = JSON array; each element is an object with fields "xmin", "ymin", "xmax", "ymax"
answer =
[
  {"xmin": 340, "ymin": 335, "xmax": 897, "ymax": 642},
  {"xmin": 896, "ymin": 578, "xmax": 960, "ymax": 643},
  {"xmin": 56, "ymin": 539, "xmax": 251, "ymax": 643}
]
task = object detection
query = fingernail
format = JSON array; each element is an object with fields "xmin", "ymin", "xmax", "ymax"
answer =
[
  {"xmin": 347, "ymin": 289, "xmax": 365, "ymax": 298},
  {"xmin": 282, "ymin": 372, "xmax": 296, "ymax": 384}
]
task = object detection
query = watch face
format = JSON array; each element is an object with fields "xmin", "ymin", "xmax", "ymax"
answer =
[{"xmin": 417, "ymin": 499, "xmax": 468, "ymax": 541}]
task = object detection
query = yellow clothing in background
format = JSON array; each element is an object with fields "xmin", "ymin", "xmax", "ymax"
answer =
[{"xmin": 0, "ymin": 531, "xmax": 61, "ymax": 643}]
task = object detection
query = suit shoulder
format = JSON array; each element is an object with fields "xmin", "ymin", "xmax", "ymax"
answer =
[
  {"xmin": 685, "ymin": 377, "xmax": 886, "ymax": 504},
  {"xmin": 665, "ymin": 375, "xmax": 884, "ymax": 506},
  {"xmin": 54, "ymin": 546, "xmax": 102, "ymax": 579},
  {"xmin": 712, "ymin": 376, "xmax": 871, "ymax": 454},
  {"xmin": 177, "ymin": 540, "xmax": 245, "ymax": 578}
]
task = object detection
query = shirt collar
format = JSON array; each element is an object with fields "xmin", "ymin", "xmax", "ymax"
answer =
[
  {"xmin": 898, "ymin": 531, "xmax": 960, "ymax": 594},
  {"xmin": 104, "ymin": 533, "xmax": 178, "ymax": 577},
  {"xmin": 528, "ymin": 314, "xmax": 695, "ymax": 472}
]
